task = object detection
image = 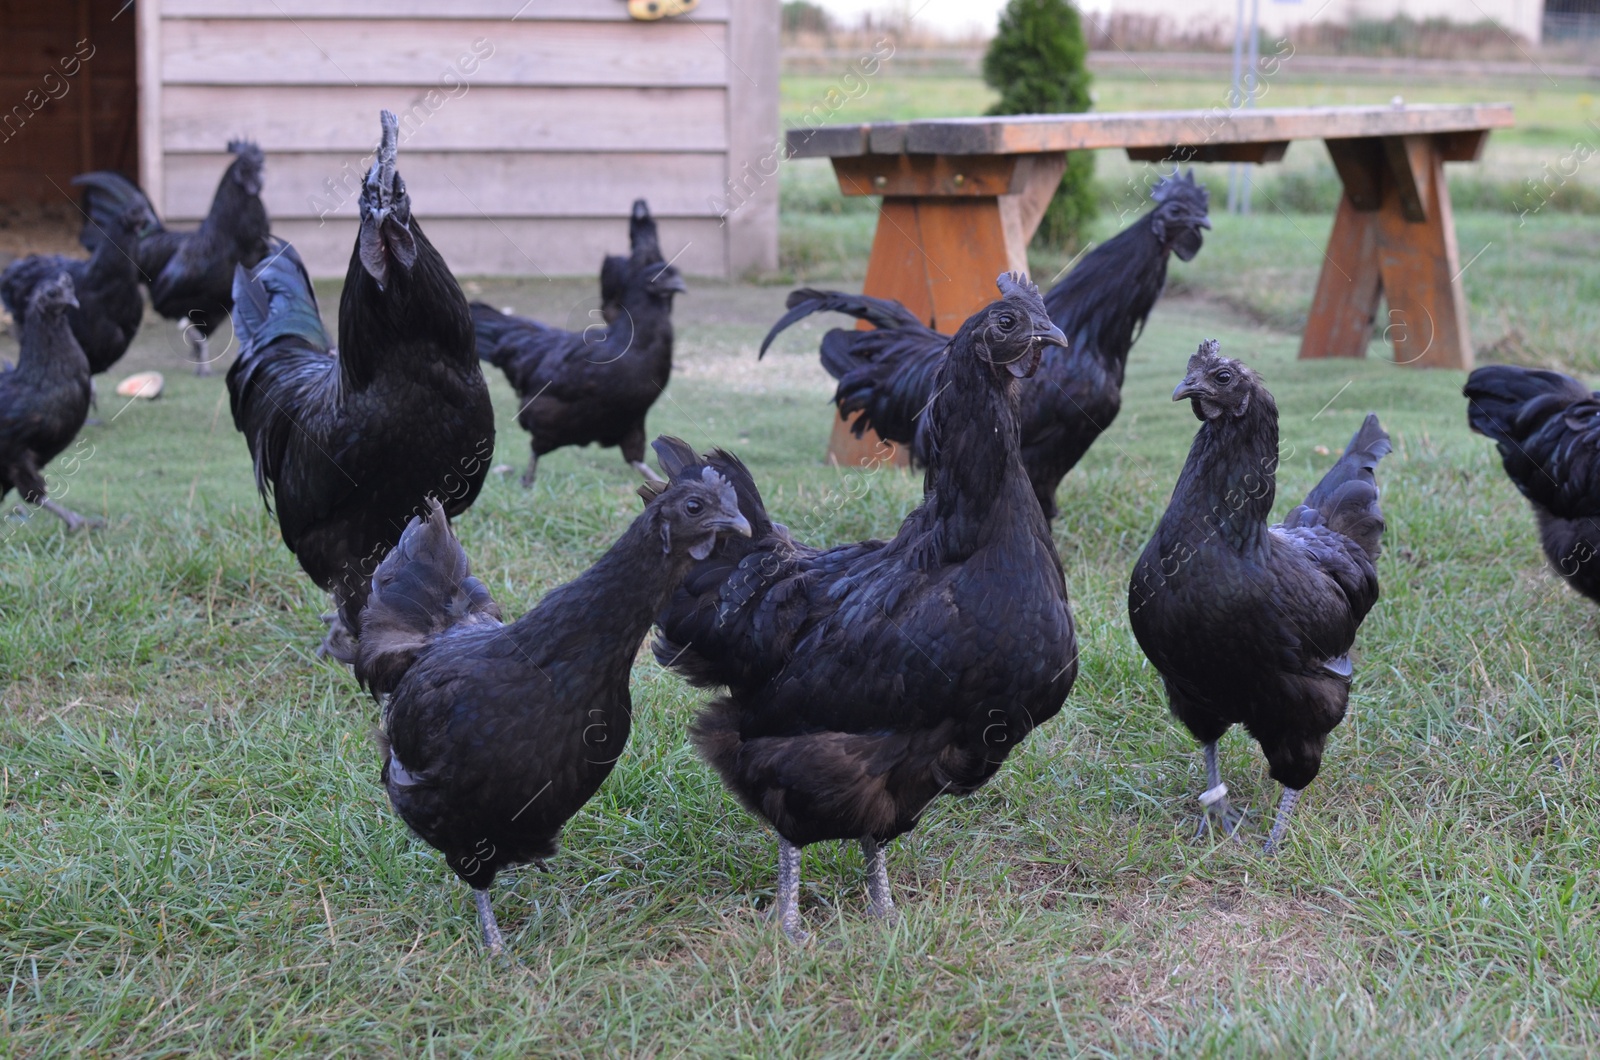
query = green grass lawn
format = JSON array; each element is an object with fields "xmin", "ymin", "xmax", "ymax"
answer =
[{"xmin": 3, "ymin": 261, "xmax": 1599, "ymax": 1053}]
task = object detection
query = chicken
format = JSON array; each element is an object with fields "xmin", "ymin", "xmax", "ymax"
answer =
[
  {"xmin": 226, "ymin": 112, "xmax": 495, "ymax": 658},
  {"xmin": 2, "ymin": 198, "xmax": 156, "ymax": 375},
  {"xmin": 471, "ymin": 199, "xmax": 685, "ymax": 486},
  {"xmin": 358, "ymin": 466, "xmax": 751, "ymax": 953},
  {"xmin": 655, "ymin": 274, "xmax": 1078, "ymax": 940},
  {"xmin": 759, "ymin": 169, "xmax": 1211, "ymax": 519},
  {"xmin": 75, "ymin": 140, "xmax": 270, "ymax": 375},
  {"xmin": 1128, "ymin": 340, "xmax": 1390, "ymax": 853},
  {"xmin": 0, "ymin": 274, "xmax": 98, "ymax": 531},
  {"xmin": 1464, "ymin": 364, "xmax": 1600, "ymax": 603}
]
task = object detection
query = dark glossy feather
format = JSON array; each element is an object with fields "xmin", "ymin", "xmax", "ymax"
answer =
[
  {"xmin": 368, "ymin": 460, "xmax": 749, "ymax": 893},
  {"xmin": 759, "ymin": 173, "xmax": 1210, "ymax": 519},
  {"xmin": 0, "ymin": 277, "xmax": 92, "ymax": 508},
  {"xmin": 658, "ymin": 276, "xmax": 1078, "ymax": 849},
  {"xmin": 226, "ymin": 127, "xmax": 494, "ymax": 647},
  {"xmin": 1129, "ymin": 345, "xmax": 1388, "ymax": 793},
  {"xmin": 472, "ymin": 201, "xmax": 680, "ymax": 474},
  {"xmin": 76, "ymin": 142, "xmax": 269, "ymax": 335},
  {"xmin": 2, "ymin": 201, "xmax": 150, "ymax": 374},
  {"xmin": 1465, "ymin": 363, "xmax": 1600, "ymax": 602}
]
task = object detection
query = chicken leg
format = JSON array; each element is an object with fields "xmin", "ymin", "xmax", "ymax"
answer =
[
  {"xmin": 473, "ymin": 888, "xmax": 505, "ymax": 954},
  {"xmin": 521, "ymin": 449, "xmax": 539, "ymax": 488},
  {"xmin": 38, "ymin": 497, "xmax": 100, "ymax": 532},
  {"xmin": 180, "ymin": 320, "xmax": 213, "ymax": 377},
  {"xmin": 1195, "ymin": 741, "xmax": 1245, "ymax": 839},
  {"xmin": 631, "ymin": 459, "xmax": 667, "ymax": 486},
  {"xmin": 773, "ymin": 837, "xmax": 807, "ymax": 942},
  {"xmin": 861, "ymin": 837, "xmax": 898, "ymax": 921},
  {"xmin": 1263, "ymin": 786, "xmax": 1301, "ymax": 855}
]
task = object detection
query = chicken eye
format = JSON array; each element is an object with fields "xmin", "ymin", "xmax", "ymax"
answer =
[
  {"xmin": 1214, "ymin": 370, "xmax": 1233, "ymax": 385},
  {"xmin": 998, "ymin": 313, "xmax": 1015, "ymax": 331},
  {"xmin": 685, "ymin": 498, "xmax": 704, "ymax": 515}
]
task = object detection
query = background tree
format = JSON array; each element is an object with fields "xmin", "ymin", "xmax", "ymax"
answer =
[{"xmin": 983, "ymin": 0, "xmax": 1097, "ymax": 248}]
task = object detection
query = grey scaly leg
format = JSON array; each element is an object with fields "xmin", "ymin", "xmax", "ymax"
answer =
[
  {"xmin": 38, "ymin": 497, "xmax": 98, "ymax": 532},
  {"xmin": 1195, "ymin": 741, "xmax": 1244, "ymax": 839},
  {"xmin": 774, "ymin": 837, "xmax": 807, "ymax": 942},
  {"xmin": 180, "ymin": 321, "xmax": 212, "ymax": 377},
  {"xmin": 1263, "ymin": 787, "xmax": 1302, "ymax": 855},
  {"xmin": 861, "ymin": 837, "xmax": 898, "ymax": 921},
  {"xmin": 631, "ymin": 459, "xmax": 666, "ymax": 486},
  {"xmin": 473, "ymin": 888, "xmax": 505, "ymax": 954},
  {"xmin": 520, "ymin": 449, "xmax": 539, "ymax": 488}
]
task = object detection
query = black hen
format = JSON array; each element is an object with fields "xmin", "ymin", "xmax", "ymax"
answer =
[
  {"xmin": 75, "ymin": 139, "xmax": 270, "ymax": 375},
  {"xmin": 472, "ymin": 199, "xmax": 686, "ymax": 487},
  {"xmin": 1128, "ymin": 341, "xmax": 1390, "ymax": 853},
  {"xmin": 0, "ymin": 274, "xmax": 97, "ymax": 531},
  {"xmin": 760, "ymin": 170, "xmax": 1211, "ymax": 519},
  {"xmin": 656, "ymin": 274, "xmax": 1077, "ymax": 940},
  {"xmin": 2, "ymin": 199, "xmax": 155, "ymax": 375},
  {"xmin": 227, "ymin": 112, "xmax": 495, "ymax": 658},
  {"xmin": 1464, "ymin": 364, "xmax": 1600, "ymax": 603},
  {"xmin": 359, "ymin": 467, "xmax": 751, "ymax": 953}
]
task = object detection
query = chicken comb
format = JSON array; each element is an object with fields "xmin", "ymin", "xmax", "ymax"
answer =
[
  {"xmin": 1151, "ymin": 167, "xmax": 1209, "ymax": 207},
  {"xmin": 375, "ymin": 111, "xmax": 399, "ymax": 183},
  {"xmin": 995, "ymin": 271, "xmax": 1045, "ymax": 307},
  {"xmin": 1186, "ymin": 338, "xmax": 1223, "ymax": 371}
]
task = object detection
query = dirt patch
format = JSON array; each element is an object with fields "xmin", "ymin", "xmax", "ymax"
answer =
[{"xmin": 1064, "ymin": 884, "xmax": 1353, "ymax": 1033}]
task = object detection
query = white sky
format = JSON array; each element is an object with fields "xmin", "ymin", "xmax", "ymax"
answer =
[{"xmin": 810, "ymin": 0, "xmax": 1008, "ymax": 38}]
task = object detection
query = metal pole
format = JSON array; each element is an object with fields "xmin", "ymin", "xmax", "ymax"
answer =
[
  {"xmin": 1227, "ymin": 0, "xmax": 1246, "ymax": 213},
  {"xmin": 1241, "ymin": 0, "xmax": 1261, "ymax": 214}
]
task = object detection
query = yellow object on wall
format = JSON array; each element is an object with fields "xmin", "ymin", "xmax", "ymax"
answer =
[{"xmin": 627, "ymin": 0, "xmax": 700, "ymax": 20}]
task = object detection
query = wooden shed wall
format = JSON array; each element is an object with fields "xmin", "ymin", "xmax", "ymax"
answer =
[{"xmin": 139, "ymin": 0, "xmax": 779, "ymax": 279}]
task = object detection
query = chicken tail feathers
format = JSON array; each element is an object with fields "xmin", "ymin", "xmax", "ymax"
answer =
[
  {"xmin": 469, "ymin": 301, "xmax": 521, "ymax": 368},
  {"xmin": 229, "ymin": 240, "xmax": 329, "ymax": 360},
  {"xmin": 355, "ymin": 497, "xmax": 502, "ymax": 698},
  {"xmin": 758, "ymin": 289, "xmax": 926, "ymax": 360},
  {"xmin": 73, "ymin": 171, "xmax": 162, "ymax": 253},
  {"xmin": 1294, "ymin": 413, "xmax": 1392, "ymax": 559},
  {"xmin": 1464, "ymin": 364, "xmax": 1592, "ymax": 445}
]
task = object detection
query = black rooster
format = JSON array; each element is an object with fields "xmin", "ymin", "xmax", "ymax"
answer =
[
  {"xmin": 471, "ymin": 199, "xmax": 685, "ymax": 487},
  {"xmin": 359, "ymin": 469, "xmax": 751, "ymax": 953},
  {"xmin": 2, "ymin": 198, "xmax": 156, "ymax": 375},
  {"xmin": 76, "ymin": 139, "xmax": 270, "ymax": 375},
  {"xmin": 1464, "ymin": 364, "xmax": 1600, "ymax": 603},
  {"xmin": 1128, "ymin": 341, "xmax": 1390, "ymax": 853},
  {"xmin": 227, "ymin": 112, "xmax": 495, "ymax": 658},
  {"xmin": 656, "ymin": 274, "xmax": 1077, "ymax": 940},
  {"xmin": 0, "ymin": 274, "xmax": 97, "ymax": 531},
  {"xmin": 760, "ymin": 170, "xmax": 1211, "ymax": 519}
]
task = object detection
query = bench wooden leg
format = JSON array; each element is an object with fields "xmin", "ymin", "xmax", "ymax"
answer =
[{"xmin": 1301, "ymin": 135, "xmax": 1472, "ymax": 369}]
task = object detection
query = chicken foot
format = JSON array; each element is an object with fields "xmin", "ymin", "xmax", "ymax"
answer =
[
  {"xmin": 37, "ymin": 497, "xmax": 101, "ymax": 532},
  {"xmin": 861, "ymin": 837, "xmax": 898, "ymax": 921},
  {"xmin": 1263, "ymin": 786, "xmax": 1301, "ymax": 855},
  {"xmin": 1194, "ymin": 741, "xmax": 1245, "ymax": 839},
  {"xmin": 772, "ymin": 837, "xmax": 808, "ymax": 943},
  {"xmin": 473, "ymin": 888, "xmax": 506, "ymax": 955}
]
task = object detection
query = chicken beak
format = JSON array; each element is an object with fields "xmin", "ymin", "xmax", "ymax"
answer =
[
  {"xmin": 717, "ymin": 511, "xmax": 753, "ymax": 538},
  {"xmin": 655, "ymin": 270, "xmax": 688, "ymax": 294},
  {"xmin": 1034, "ymin": 321, "xmax": 1069, "ymax": 349},
  {"xmin": 1172, "ymin": 377, "xmax": 1202, "ymax": 401},
  {"xmin": 1197, "ymin": 216, "xmax": 1213, "ymax": 230}
]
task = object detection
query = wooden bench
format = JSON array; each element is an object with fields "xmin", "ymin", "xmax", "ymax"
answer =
[{"xmin": 785, "ymin": 102, "xmax": 1515, "ymax": 467}]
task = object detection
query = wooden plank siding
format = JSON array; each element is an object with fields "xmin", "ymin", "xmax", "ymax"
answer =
[{"xmin": 143, "ymin": 0, "xmax": 775, "ymax": 278}]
